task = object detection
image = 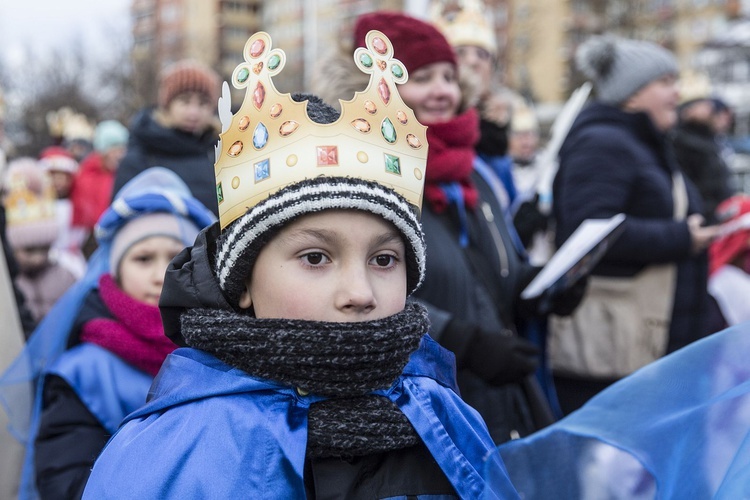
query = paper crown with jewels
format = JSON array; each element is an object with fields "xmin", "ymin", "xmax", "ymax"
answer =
[
  {"xmin": 431, "ymin": 0, "xmax": 497, "ymax": 55},
  {"xmin": 213, "ymin": 30, "xmax": 428, "ymax": 230}
]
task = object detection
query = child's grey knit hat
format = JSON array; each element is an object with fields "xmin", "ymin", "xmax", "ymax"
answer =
[{"xmin": 576, "ymin": 35, "xmax": 678, "ymax": 105}]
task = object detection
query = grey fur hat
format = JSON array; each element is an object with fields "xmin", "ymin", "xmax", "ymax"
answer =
[{"xmin": 576, "ymin": 35, "xmax": 678, "ymax": 105}]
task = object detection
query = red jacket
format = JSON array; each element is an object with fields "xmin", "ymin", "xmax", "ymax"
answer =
[{"xmin": 70, "ymin": 153, "xmax": 115, "ymax": 230}]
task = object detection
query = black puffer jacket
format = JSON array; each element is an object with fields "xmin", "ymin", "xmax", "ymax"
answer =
[{"xmin": 113, "ymin": 109, "xmax": 220, "ymax": 217}]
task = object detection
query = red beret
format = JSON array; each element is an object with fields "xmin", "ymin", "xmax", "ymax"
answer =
[{"xmin": 354, "ymin": 11, "xmax": 457, "ymax": 74}]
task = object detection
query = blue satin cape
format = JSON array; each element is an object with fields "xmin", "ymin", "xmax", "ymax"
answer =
[
  {"xmin": 83, "ymin": 336, "xmax": 520, "ymax": 499},
  {"xmin": 486, "ymin": 323, "xmax": 750, "ymax": 499}
]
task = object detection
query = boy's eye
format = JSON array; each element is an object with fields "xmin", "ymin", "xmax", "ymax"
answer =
[
  {"xmin": 301, "ymin": 252, "xmax": 328, "ymax": 266},
  {"xmin": 371, "ymin": 254, "xmax": 397, "ymax": 268}
]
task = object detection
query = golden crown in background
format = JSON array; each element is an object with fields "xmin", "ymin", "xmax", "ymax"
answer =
[
  {"xmin": 431, "ymin": 0, "xmax": 497, "ymax": 55},
  {"xmin": 214, "ymin": 30, "xmax": 428, "ymax": 230}
]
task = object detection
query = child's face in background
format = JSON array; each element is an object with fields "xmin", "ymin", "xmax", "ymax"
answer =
[
  {"xmin": 102, "ymin": 146, "xmax": 126, "ymax": 172},
  {"xmin": 239, "ymin": 210, "xmax": 408, "ymax": 322},
  {"xmin": 118, "ymin": 235, "xmax": 184, "ymax": 305},
  {"xmin": 14, "ymin": 245, "xmax": 51, "ymax": 276},
  {"xmin": 163, "ymin": 91, "xmax": 215, "ymax": 135},
  {"xmin": 49, "ymin": 170, "xmax": 74, "ymax": 199}
]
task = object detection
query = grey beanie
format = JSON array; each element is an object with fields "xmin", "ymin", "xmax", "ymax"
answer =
[{"xmin": 576, "ymin": 36, "xmax": 678, "ymax": 105}]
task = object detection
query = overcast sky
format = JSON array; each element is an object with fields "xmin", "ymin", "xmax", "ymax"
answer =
[{"xmin": 0, "ymin": 0, "xmax": 131, "ymax": 67}]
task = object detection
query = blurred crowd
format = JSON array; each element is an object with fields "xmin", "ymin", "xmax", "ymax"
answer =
[{"xmin": 1, "ymin": 1, "xmax": 749, "ymax": 499}]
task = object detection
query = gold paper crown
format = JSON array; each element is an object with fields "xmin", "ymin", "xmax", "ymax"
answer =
[
  {"xmin": 431, "ymin": 0, "xmax": 497, "ymax": 55},
  {"xmin": 4, "ymin": 164, "xmax": 57, "ymax": 228},
  {"xmin": 214, "ymin": 31, "xmax": 428, "ymax": 230}
]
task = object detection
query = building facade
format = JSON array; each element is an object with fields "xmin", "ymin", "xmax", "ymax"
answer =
[{"xmin": 130, "ymin": 0, "xmax": 748, "ymax": 110}]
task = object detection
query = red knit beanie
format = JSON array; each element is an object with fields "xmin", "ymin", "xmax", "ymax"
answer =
[
  {"xmin": 354, "ymin": 11, "xmax": 457, "ymax": 73},
  {"xmin": 158, "ymin": 59, "xmax": 221, "ymax": 109}
]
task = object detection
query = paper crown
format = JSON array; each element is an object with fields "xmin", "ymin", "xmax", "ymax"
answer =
[
  {"xmin": 3, "ymin": 160, "xmax": 59, "ymax": 248},
  {"xmin": 213, "ymin": 30, "xmax": 428, "ymax": 230},
  {"xmin": 431, "ymin": 0, "xmax": 497, "ymax": 55}
]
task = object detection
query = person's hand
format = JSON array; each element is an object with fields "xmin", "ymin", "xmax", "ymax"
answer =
[
  {"xmin": 547, "ymin": 276, "xmax": 588, "ymax": 316},
  {"xmin": 687, "ymin": 214, "xmax": 720, "ymax": 254},
  {"xmin": 517, "ymin": 275, "xmax": 588, "ymax": 318},
  {"xmin": 441, "ymin": 319, "xmax": 540, "ymax": 385}
]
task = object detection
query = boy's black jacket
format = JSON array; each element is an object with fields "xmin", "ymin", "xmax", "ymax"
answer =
[{"xmin": 160, "ymin": 221, "xmax": 231, "ymax": 346}]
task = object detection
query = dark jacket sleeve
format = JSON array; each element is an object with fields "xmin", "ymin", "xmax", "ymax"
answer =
[{"xmin": 35, "ymin": 375, "xmax": 110, "ymax": 500}]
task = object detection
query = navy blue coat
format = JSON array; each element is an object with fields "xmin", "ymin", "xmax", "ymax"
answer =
[{"xmin": 553, "ymin": 102, "xmax": 710, "ymax": 352}]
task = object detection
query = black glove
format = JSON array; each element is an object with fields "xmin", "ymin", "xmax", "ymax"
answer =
[
  {"xmin": 441, "ymin": 319, "xmax": 540, "ymax": 386},
  {"xmin": 548, "ymin": 275, "xmax": 588, "ymax": 316},
  {"xmin": 518, "ymin": 273, "xmax": 589, "ymax": 317},
  {"xmin": 513, "ymin": 194, "xmax": 549, "ymax": 248}
]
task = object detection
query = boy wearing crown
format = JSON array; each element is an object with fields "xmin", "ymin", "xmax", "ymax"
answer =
[{"xmin": 82, "ymin": 32, "xmax": 517, "ymax": 499}]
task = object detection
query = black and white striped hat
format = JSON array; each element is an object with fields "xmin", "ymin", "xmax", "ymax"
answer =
[{"xmin": 215, "ymin": 175, "xmax": 426, "ymax": 307}]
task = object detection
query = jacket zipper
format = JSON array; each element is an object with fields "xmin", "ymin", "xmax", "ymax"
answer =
[{"xmin": 480, "ymin": 201, "xmax": 510, "ymax": 278}]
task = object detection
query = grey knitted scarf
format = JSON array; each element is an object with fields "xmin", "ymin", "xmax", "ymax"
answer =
[{"xmin": 180, "ymin": 302, "xmax": 428, "ymax": 458}]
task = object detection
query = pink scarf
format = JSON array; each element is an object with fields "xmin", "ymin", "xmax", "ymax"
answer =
[
  {"xmin": 423, "ymin": 108, "xmax": 481, "ymax": 214},
  {"xmin": 80, "ymin": 274, "xmax": 176, "ymax": 376}
]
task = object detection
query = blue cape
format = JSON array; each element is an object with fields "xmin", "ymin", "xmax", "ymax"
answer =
[
  {"xmin": 0, "ymin": 167, "xmax": 216, "ymax": 499},
  {"xmin": 490, "ymin": 322, "xmax": 750, "ymax": 499},
  {"xmin": 84, "ymin": 336, "xmax": 520, "ymax": 499}
]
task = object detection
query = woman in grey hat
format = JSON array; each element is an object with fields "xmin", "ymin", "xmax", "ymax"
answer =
[{"xmin": 548, "ymin": 36, "xmax": 720, "ymax": 414}]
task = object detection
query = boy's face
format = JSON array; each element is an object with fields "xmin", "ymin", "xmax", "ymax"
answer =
[
  {"xmin": 239, "ymin": 210, "xmax": 408, "ymax": 322},
  {"xmin": 118, "ymin": 235, "xmax": 184, "ymax": 306}
]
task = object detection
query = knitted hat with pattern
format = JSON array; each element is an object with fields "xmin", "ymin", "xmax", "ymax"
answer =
[
  {"xmin": 354, "ymin": 11, "xmax": 457, "ymax": 73},
  {"xmin": 158, "ymin": 59, "xmax": 221, "ymax": 109}
]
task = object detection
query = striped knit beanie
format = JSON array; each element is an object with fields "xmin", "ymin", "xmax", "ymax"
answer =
[{"xmin": 215, "ymin": 176, "xmax": 426, "ymax": 307}]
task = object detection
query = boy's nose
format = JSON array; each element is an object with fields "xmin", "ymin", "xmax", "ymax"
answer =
[{"xmin": 336, "ymin": 267, "xmax": 376, "ymax": 314}]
